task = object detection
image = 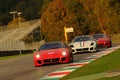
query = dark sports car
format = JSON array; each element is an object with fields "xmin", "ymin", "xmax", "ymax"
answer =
[
  {"xmin": 92, "ymin": 33, "xmax": 112, "ymax": 47},
  {"xmin": 34, "ymin": 41, "xmax": 73, "ymax": 67}
]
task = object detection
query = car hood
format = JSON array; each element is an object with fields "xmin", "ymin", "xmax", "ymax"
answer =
[
  {"xmin": 36, "ymin": 48, "xmax": 67, "ymax": 59},
  {"xmin": 71, "ymin": 41, "xmax": 95, "ymax": 48},
  {"xmin": 97, "ymin": 38, "xmax": 110, "ymax": 42}
]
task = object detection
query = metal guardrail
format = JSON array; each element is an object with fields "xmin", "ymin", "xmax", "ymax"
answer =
[
  {"xmin": 0, "ymin": 40, "xmax": 45, "ymax": 57},
  {"xmin": 0, "ymin": 41, "xmax": 26, "ymax": 51}
]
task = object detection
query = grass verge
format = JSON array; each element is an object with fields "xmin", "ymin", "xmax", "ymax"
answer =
[
  {"xmin": 0, "ymin": 53, "xmax": 32, "ymax": 60},
  {"xmin": 60, "ymin": 48, "xmax": 120, "ymax": 80}
]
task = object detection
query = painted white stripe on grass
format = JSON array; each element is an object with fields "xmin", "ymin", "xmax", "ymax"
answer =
[
  {"xmin": 69, "ymin": 63, "xmax": 90, "ymax": 67},
  {"xmin": 41, "ymin": 74, "xmax": 66, "ymax": 80},
  {"xmin": 79, "ymin": 59, "xmax": 94, "ymax": 63},
  {"xmin": 50, "ymin": 69, "xmax": 74, "ymax": 74},
  {"xmin": 92, "ymin": 55, "xmax": 102, "ymax": 57},
  {"xmin": 92, "ymin": 53, "xmax": 103, "ymax": 55},
  {"xmin": 94, "ymin": 53, "xmax": 104, "ymax": 56},
  {"xmin": 87, "ymin": 56, "xmax": 98, "ymax": 58},
  {"xmin": 58, "ymin": 68, "xmax": 77, "ymax": 72},
  {"xmin": 61, "ymin": 66, "xmax": 80, "ymax": 69},
  {"xmin": 86, "ymin": 56, "xmax": 99, "ymax": 59},
  {"xmin": 71, "ymin": 61, "xmax": 90, "ymax": 64},
  {"xmin": 90, "ymin": 55, "xmax": 102, "ymax": 58},
  {"xmin": 70, "ymin": 62, "xmax": 90, "ymax": 66},
  {"xmin": 97, "ymin": 52, "xmax": 109, "ymax": 56}
]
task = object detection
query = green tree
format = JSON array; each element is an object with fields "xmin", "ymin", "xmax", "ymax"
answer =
[{"xmin": 0, "ymin": 0, "xmax": 44, "ymax": 25}]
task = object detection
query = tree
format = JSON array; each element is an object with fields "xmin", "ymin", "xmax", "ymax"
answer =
[
  {"xmin": 41, "ymin": 0, "xmax": 88, "ymax": 42},
  {"xmin": 0, "ymin": 0, "xmax": 44, "ymax": 25},
  {"xmin": 41, "ymin": 0, "xmax": 66, "ymax": 42},
  {"xmin": 80, "ymin": 0, "xmax": 120, "ymax": 35}
]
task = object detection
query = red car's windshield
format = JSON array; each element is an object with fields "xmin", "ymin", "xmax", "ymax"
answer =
[
  {"xmin": 39, "ymin": 42, "xmax": 65, "ymax": 50},
  {"xmin": 92, "ymin": 34, "xmax": 107, "ymax": 40}
]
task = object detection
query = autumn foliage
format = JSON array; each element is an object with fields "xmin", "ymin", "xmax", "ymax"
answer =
[{"xmin": 41, "ymin": 0, "xmax": 120, "ymax": 42}]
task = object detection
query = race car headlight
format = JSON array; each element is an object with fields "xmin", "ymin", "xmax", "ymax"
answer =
[
  {"xmin": 91, "ymin": 42, "xmax": 94, "ymax": 46},
  {"xmin": 36, "ymin": 54, "xmax": 40, "ymax": 58},
  {"xmin": 62, "ymin": 51, "xmax": 67, "ymax": 56}
]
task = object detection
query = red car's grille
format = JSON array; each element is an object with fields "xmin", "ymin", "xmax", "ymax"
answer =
[
  {"xmin": 98, "ymin": 44, "xmax": 106, "ymax": 47},
  {"xmin": 43, "ymin": 58, "xmax": 60, "ymax": 63}
]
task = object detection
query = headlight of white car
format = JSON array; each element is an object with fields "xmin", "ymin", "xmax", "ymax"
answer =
[
  {"xmin": 62, "ymin": 51, "xmax": 67, "ymax": 56},
  {"xmin": 36, "ymin": 54, "xmax": 40, "ymax": 58},
  {"xmin": 91, "ymin": 42, "xmax": 94, "ymax": 46}
]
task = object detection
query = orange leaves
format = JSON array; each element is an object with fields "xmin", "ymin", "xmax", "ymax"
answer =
[
  {"xmin": 41, "ymin": 0, "xmax": 86, "ymax": 42},
  {"xmin": 41, "ymin": 0, "xmax": 120, "ymax": 42},
  {"xmin": 41, "ymin": 0, "xmax": 67, "ymax": 42}
]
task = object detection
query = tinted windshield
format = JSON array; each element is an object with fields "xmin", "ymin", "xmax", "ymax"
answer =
[
  {"xmin": 93, "ymin": 34, "xmax": 106, "ymax": 40},
  {"xmin": 73, "ymin": 36, "xmax": 91, "ymax": 42},
  {"xmin": 39, "ymin": 42, "xmax": 65, "ymax": 50}
]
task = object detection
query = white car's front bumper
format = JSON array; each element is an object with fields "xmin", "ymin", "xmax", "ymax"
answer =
[{"xmin": 71, "ymin": 46, "xmax": 97, "ymax": 54}]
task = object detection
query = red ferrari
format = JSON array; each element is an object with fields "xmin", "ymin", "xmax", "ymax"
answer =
[
  {"xmin": 92, "ymin": 33, "xmax": 112, "ymax": 47},
  {"xmin": 34, "ymin": 41, "xmax": 73, "ymax": 67}
]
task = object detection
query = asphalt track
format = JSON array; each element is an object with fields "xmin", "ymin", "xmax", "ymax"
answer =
[{"xmin": 0, "ymin": 47, "xmax": 114, "ymax": 80}]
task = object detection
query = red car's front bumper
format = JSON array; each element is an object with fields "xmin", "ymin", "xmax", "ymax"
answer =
[
  {"xmin": 34, "ymin": 56, "xmax": 70, "ymax": 67},
  {"xmin": 97, "ymin": 40, "xmax": 112, "ymax": 47}
]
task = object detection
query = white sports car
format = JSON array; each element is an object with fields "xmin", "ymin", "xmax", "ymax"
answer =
[{"xmin": 69, "ymin": 35, "xmax": 99, "ymax": 54}]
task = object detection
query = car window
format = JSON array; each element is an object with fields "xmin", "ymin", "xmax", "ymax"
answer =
[
  {"xmin": 73, "ymin": 36, "xmax": 91, "ymax": 42},
  {"xmin": 93, "ymin": 34, "xmax": 106, "ymax": 40},
  {"xmin": 39, "ymin": 42, "xmax": 65, "ymax": 50}
]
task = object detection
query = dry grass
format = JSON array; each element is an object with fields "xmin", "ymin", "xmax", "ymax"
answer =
[{"xmin": 111, "ymin": 34, "xmax": 120, "ymax": 45}]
